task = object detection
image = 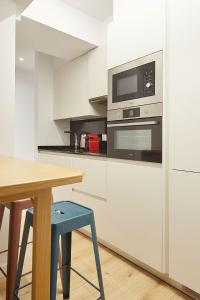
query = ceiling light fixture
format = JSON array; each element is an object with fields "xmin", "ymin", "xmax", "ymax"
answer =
[{"xmin": 19, "ymin": 57, "xmax": 24, "ymax": 62}]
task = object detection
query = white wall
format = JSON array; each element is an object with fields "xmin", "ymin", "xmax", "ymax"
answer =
[
  {"xmin": 0, "ymin": 15, "xmax": 16, "ymax": 267},
  {"xmin": 15, "ymin": 68, "xmax": 36, "ymax": 160},
  {"xmin": 0, "ymin": 0, "xmax": 16, "ymax": 21},
  {"xmin": 36, "ymin": 52, "xmax": 70, "ymax": 146},
  {"xmin": 0, "ymin": 16, "xmax": 16, "ymax": 155}
]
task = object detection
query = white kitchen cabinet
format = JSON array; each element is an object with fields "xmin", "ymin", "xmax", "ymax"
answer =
[
  {"xmin": 107, "ymin": 0, "xmax": 164, "ymax": 69},
  {"xmin": 37, "ymin": 152, "xmax": 164, "ymax": 272},
  {"xmin": 106, "ymin": 161, "xmax": 164, "ymax": 272},
  {"xmin": 169, "ymin": 170, "xmax": 200, "ymax": 293},
  {"xmin": 88, "ymin": 22, "xmax": 107, "ymax": 99},
  {"xmin": 37, "ymin": 152, "xmax": 73, "ymax": 200},
  {"xmin": 167, "ymin": 0, "xmax": 200, "ymax": 172},
  {"xmin": 54, "ymin": 54, "xmax": 88, "ymax": 120},
  {"xmin": 70, "ymin": 156, "xmax": 108, "ymax": 240},
  {"xmin": 54, "ymin": 53, "xmax": 106, "ymax": 120},
  {"xmin": 72, "ymin": 156, "xmax": 107, "ymax": 199}
]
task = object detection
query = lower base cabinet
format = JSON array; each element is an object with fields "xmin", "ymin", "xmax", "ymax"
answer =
[
  {"xmin": 70, "ymin": 157, "xmax": 109, "ymax": 241},
  {"xmin": 37, "ymin": 153, "xmax": 73, "ymax": 200},
  {"xmin": 106, "ymin": 161, "xmax": 164, "ymax": 272},
  {"xmin": 38, "ymin": 152, "xmax": 164, "ymax": 273},
  {"xmin": 169, "ymin": 171, "xmax": 200, "ymax": 294}
]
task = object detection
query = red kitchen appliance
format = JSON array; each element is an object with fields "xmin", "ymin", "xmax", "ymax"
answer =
[{"xmin": 87, "ymin": 134, "xmax": 100, "ymax": 153}]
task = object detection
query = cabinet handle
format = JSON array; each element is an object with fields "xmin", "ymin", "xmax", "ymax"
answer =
[{"xmin": 72, "ymin": 188, "xmax": 107, "ymax": 202}]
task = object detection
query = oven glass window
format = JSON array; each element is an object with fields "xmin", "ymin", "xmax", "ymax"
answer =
[
  {"xmin": 117, "ymin": 74, "xmax": 138, "ymax": 96},
  {"xmin": 114, "ymin": 129, "xmax": 152, "ymax": 151}
]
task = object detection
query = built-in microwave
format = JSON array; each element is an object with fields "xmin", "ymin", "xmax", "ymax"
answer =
[
  {"xmin": 108, "ymin": 51, "xmax": 163, "ymax": 110},
  {"xmin": 107, "ymin": 103, "xmax": 162, "ymax": 163}
]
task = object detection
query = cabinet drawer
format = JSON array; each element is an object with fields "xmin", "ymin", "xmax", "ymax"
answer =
[{"xmin": 72, "ymin": 157, "xmax": 107, "ymax": 200}]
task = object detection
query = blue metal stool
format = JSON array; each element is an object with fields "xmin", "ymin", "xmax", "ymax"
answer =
[{"xmin": 15, "ymin": 201, "xmax": 105, "ymax": 300}]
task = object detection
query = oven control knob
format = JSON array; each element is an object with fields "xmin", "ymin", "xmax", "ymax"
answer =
[{"xmin": 145, "ymin": 82, "xmax": 152, "ymax": 88}]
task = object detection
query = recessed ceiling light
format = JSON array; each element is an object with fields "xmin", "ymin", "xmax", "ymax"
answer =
[{"xmin": 19, "ymin": 57, "xmax": 24, "ymax": 62}]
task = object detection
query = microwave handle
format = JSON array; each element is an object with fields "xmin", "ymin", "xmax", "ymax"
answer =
[{"xmin": 107, "ymin": 121, "xmax": 159, "ymax": 128}]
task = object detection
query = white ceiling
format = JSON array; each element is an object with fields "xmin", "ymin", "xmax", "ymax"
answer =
[
  {"xmin": 16, "ymin": 16, "xmax": 96, "ymax": 61},
  {"xmin": 62, "ymin": 0, "xmax": 113, "ymax": 21}
]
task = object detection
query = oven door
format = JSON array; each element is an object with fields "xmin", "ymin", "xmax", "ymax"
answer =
[{"xmin": 107, "ymin": 117, "xmax": 162, "ymax": 163}]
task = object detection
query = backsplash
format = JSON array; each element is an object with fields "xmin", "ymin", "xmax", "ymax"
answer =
[{"xmin": 70, "ymin": 118, "xmax": 107, "ymax": 145}]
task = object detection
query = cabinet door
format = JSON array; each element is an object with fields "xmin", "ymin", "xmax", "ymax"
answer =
[
  {"xmin": 107, "ymin": 161, "xmax": 164, "ymax": 272},
  {"xmin": 107, "ymin": 0, "xmax": 164, "ymax": 69},
  {"xmin": 54, "ymin": 54, "xmax": 89, "ymax": 120},
  {"xmin": 88, "ymin": 23, "xmax": 107, "ymax": 99},
  {"xmin": 169, "ymin": 171, "xmax": 200, "ymax": 293},
  {"xmin": 72, "ymin": 157, "xmax": 107, "ymax": 200},
  {"xmin": 37, "ymin": 153, "xmax": 73, "ymax": 200},
  {"xmin": 168, "ymin": 0, "xmax": 200, "ymax": 172},
  {"xmin": 70, "ymin": 157, "xmax": 108, "ymax": 239}
]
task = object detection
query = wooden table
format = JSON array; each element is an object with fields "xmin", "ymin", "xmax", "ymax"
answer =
[{"xmin": 0, "ymin": 156, "xmax": 83, "ymax": 300}]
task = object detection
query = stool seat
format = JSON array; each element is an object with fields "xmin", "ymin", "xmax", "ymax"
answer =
[{"xmin": 28, "ymin": 201, "xmax": 92, "ymax": 224}]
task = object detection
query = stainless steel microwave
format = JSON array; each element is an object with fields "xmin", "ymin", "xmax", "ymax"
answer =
[{"xmin": 108, "ymin": 51, "xmax": 163, "ymax": 110}]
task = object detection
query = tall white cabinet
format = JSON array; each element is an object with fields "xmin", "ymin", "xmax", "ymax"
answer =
[
  {"xmin": 107, "ymin": 0, "xmax": 165, "ymax": 69},
  {"xmin": 169, "ymin": 171, "xmax": 200, "ymax": 294},
  {"xmin": 167, "ymin": 0, "xmax": 200, "ymax": 173},
  {"xmin": 167, "ymin": 0, "xmax": 200, "ymax": 293}
]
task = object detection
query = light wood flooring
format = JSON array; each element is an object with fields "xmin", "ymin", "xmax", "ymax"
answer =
[{"xmin": 0, "ymin": 232, "xmax": 192, "ymax": 300}]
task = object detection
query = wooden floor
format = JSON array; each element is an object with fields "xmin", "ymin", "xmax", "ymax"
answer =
[{"xmin": 0, "ymin": 232, "xmax": 192, "ymax": 300}]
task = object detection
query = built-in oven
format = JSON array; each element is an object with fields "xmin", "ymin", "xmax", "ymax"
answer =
[
  {"xmin": 107, "ymin": 103, "xmax": 162, "ymax": 163},
  {"xmin": 108, "ymin": 51, "xmax": 163, "ymax": 110}
]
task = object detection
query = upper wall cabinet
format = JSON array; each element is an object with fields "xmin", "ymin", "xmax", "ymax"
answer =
[
  {"xmin": 88, "ymin": 22, "xmax": 108, "ymax": 99},
  {"xmin": 168, "ymin": 0, "xmax": 200, "ymax": 172},
  {"xmin": 54, "ymin": 53, "xmax": 106, "ymax": 120},
  {"xmin": 88, "ymin": 45, "xmax": 107, "ymax": 99},
  {"xmin": 107, "ymin": 0, "xmax": 164, "ymax": 69}
]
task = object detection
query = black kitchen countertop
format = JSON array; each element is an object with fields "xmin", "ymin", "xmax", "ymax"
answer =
[{"xmin": 38, "ymin": 146, "xmax": 107, "ymax": 158}]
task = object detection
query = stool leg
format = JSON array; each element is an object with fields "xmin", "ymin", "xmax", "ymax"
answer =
[
  {"xmin": 50, "ymin": 229, "xmax": 59, "ymax": 300},
  {"xmin": 58, "ymin": 245, "xmax": 63, "ymax": 289},
  {"xmin": 90, "ymin": 218, "xmax": 105, "ymax": 300},
  {"xmin": 15, "ymin": 214, "xmax": 31, "ymax": 295},
  {"xmin": 6, "ymin": 203, "xmax": 22, "ymax": 300},
  {"xmin": 61, "ymin": 232, "xmax": 72, "ymax": 300},
  {"xmin": 0, "ymin": 204, "xmax": 5, "ymax": 229}
]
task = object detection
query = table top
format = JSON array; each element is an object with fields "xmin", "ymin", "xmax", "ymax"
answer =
[{"xmin": 0, "ymin": 155, "xmax": 83, "ymax": 199}]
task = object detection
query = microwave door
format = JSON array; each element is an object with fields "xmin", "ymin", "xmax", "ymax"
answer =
[{"xmin": 112, "ymin": 67, "xmax": 144, "ymax": 104}]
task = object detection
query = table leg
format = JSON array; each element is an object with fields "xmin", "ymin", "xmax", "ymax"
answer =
[{"xmin": 32, "ymin": 189, "xmax": 52, "ymax": 300}]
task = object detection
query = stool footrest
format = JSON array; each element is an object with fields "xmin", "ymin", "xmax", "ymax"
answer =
[
  {"xmin": 0, "ymin": 267, "xmax": 7, "ymax": 278},
  {"xmin": 14, "ymin": 265, "xmax": 101, "ymax": 299},
  {"xmin": 61, "ymin": 264, "xmax": 100, "ymax": 293}
]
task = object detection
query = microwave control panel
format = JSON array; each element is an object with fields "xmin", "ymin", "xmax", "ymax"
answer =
[{"xmin": 143, "ymin": 61, "xmax": 155, "ymax": 97}]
